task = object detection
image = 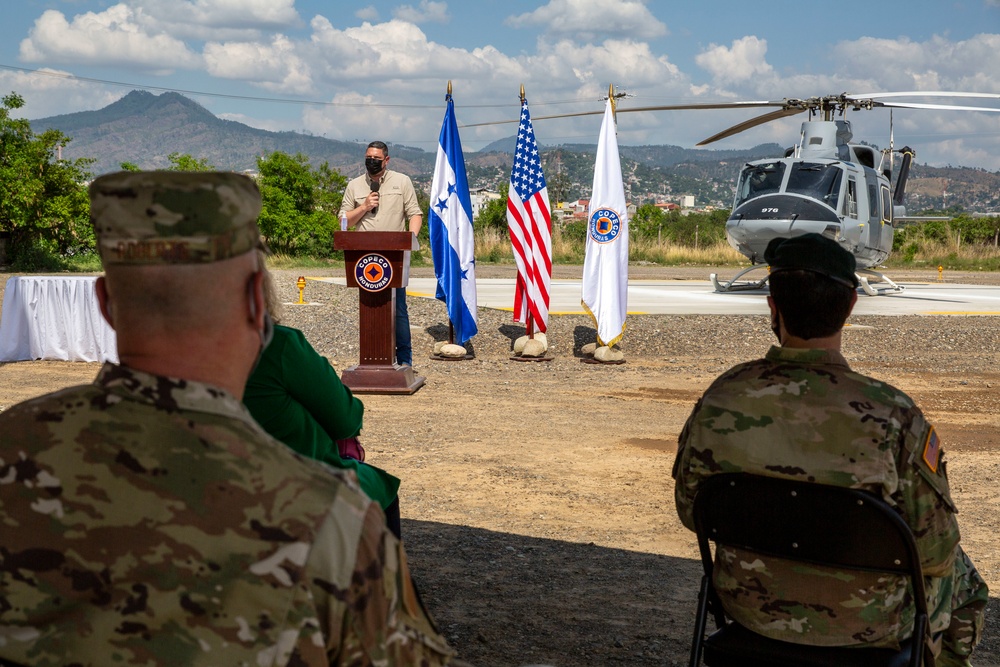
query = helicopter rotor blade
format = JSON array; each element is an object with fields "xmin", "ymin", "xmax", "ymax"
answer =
[
  {"xmin": 874, "ymin": 101, "xmax": 1000, "ymax": 113},
  {"xmin": 461, "ymin": 108, "xmax": 600, "ymax": 128},
  {"xmin": 459, "ymin": 99, "xmax": 783, "ymax": 128},
  {"xmin": 615, "ymin": 100, "xmax": 781, "ymax": 114},
  {"xmin": 457, "ymin": 91, "xmax": 999, "ymax": 131},
  {"xmin": 847, "ymin": 91, "xmax": 1000, "ymax": 102},
  {"xmin": 696, "ymin": 107, "xmax": 806, "ymax": 146}
]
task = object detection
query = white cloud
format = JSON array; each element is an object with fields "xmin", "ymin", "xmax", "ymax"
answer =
[
  {"xmin": 305, "ymin": 17, "xmax": 501, "ymax": 85},
  {"xmin": 525, "ymin": 38, "xmax": 683, "ymax": 95},
  {"xmin": 506, "ymin": 0, "xmax": 667, "ymax": 41},
  {"xmin": 19, "ymin": 6, "xmax": 201, "ymax": 71},
  {"xmin": 393, "ymin": 1, "xmax": 450, "ymax": 24},
  {"xmin": 204, "ymin": 35, "xmax": 312, "ymax": 93},
  {"xmin": 819, "ymin": 34, "xmax": 1000, "ymax": 170},
  {"xmin": 355, "ymin": 6, "xmax": 380, "ymax": 21},
  {"xmin": 832, "ymin": 34, "xmax": 1000, "ymax": 94},
  {"xmin": 302, "ymin": 91, "xmax": 433, "ymax": 148},
  {"xmin": 130, "ymin": 0, "xmax": 301, "ymax": 40},
  {"xmin": 132, "ymin": 0, "xmax": 299, "ymax": 28},
  {"xmin": 695, "ymin": 37, "xmax": 774, "ymax": 87},
  {"xmin": 0, "ymin": 67, "xmax": 120, "ymax": 121}
]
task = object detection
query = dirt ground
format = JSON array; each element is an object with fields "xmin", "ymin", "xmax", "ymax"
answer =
[{"xmin": 1, "ymin": 266, "xmax": 999, "ymax": 666}]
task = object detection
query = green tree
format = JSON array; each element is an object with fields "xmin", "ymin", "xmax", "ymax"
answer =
[
  {"xmin": 630, "ymin": 203, "xmax": 667, "ymax": 240},
  {"xmin": 167, "ymin": 152, "xmax": 215, "ymax": 171},
  {"xmin": 255, "ymin": 151, "xmax": 346, "ymax": 256},
  {"xmin": 476, "ymin": 184, "xmax": 509, "ymax": 232},
  {"xmin": 0, "ymin": 92, "xmax": 94, "ymax": 267},
  {"xmin": 663, "ymin": 210, "xmax": 728, "ymax": 247},
  {"xmin": 415, "ymin": 187, "xmax": 431, "ymax": 249}
]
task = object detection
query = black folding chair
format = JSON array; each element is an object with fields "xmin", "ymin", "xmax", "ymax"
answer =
[{"xmin": 689, "ymin": 473, "xmax": 930, "ymax": 667}]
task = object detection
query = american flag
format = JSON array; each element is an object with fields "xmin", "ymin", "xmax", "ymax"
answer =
[{"xmin": 506, "ymin": 100, "xmax": 552, "ymax": 332}]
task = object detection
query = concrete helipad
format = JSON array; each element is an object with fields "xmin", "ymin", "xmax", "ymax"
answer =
[{"xmin": 311, "ymin": 277, "xmax": 1000, "ymax": 317}]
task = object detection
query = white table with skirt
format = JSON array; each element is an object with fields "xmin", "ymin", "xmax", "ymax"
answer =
[{"xmin": 0, "ymin": 276, "xmax": 118, "ymax": 363}]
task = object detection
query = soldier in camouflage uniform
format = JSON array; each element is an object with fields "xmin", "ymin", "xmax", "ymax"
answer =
[
  {"xmin": 673, "ymin": 234, "xmax": 987, "ymax": 667},
  {"xmin": 0, "ymin": 171, "xmax": 455, "ymax": 666}
]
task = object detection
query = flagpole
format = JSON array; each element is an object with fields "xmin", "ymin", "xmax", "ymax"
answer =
[
  {"xmin": 447, "ymin": 79, "xmax": 455, "ymax": 348},
  {"xmin": 519, "ymin": 83, "xmax": 537, "ymax": 341}
]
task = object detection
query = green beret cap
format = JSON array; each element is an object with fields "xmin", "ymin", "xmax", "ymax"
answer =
[
  {"xmin": 90, "ymin": 171, "xmax": 263, "ymax": 265},
  {"xmin": 764, "ymin": 233, "xmax": 859, "ymax": 288}
]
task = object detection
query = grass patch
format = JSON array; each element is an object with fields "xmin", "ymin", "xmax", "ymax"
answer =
[
  {"xmin": 628, "ymin": 238, "xmax": 745, "ymax": 266},
  {"xmin": 265, "ymin": 253, "xmax": 344, "ymax": 270},
  {"xmin": 884, "ymin": 242, "xmax": 1000, "ymax": 271},
  {"xmin": 15, "ymin": 218, "xmax": 1000, "ymax": 274}
]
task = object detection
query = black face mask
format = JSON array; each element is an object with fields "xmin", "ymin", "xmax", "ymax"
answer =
[{"xmin": 365, "ymin": 157, "xmax": 383, "ymax": 176}]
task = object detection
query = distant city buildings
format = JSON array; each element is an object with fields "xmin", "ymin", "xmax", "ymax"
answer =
[
  {"xmin": 469, "ymin": 188, "xmax": 503, "ymax": 220},
  {"xmin": 466, "ymin": 189, "xmax": 707, "ymax": 223}
]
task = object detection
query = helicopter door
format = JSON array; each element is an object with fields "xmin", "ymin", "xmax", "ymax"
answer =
[{"xmin": 866, "ymin": 180, "xmax": 882, "ymax": 251}]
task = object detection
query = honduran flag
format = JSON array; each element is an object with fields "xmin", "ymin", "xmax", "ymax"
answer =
[{"xmin": 428, "ymin": 92, "xmax": 478, "ymax": 344}]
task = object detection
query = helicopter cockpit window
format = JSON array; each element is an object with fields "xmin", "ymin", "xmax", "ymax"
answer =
[
  {"xmin": 785, "ymin": 162, "xmax": 843, "ymax": 211},
  {"xmin": 734, "ymin": 162, "xmax": 786, "ymax": 206}
]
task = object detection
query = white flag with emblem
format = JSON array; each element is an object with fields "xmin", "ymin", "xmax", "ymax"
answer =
[{"xmin": 581, "ymin": 98, "xmax": 628, "ymax": 347}]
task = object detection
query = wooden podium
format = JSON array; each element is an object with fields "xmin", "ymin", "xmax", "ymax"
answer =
[{"xmin": 334, "ymin": 231, "xmax": 425, "ymax": 394}]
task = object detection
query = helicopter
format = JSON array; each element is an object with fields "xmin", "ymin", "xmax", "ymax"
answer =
[
  {"xmin": 686, "ymin": 93, "xmax": 1000, "ymax": 295},
  {"xmin": 467, "ymin": 90, "xmax": 1000, "ymax": 295}
]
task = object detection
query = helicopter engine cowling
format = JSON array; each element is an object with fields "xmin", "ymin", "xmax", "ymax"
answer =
[{"xmin": 727, "ymin": 194, "xmax": 841, "ymax": 263}]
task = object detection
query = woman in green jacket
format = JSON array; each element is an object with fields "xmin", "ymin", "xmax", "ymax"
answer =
[{"xmin": 243, "ymin": 263, "xmax": 401, "ymax": 537}]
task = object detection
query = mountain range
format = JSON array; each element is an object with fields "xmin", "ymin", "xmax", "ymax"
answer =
[{"xmin": 31, "ymin": 90, "xmax": 1000, "ymax": 212}]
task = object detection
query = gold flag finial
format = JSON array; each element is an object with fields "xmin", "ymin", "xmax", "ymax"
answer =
[
  {"xmin": 520, "ymin": 83, "xmax": 525, "ymax": 103},
  {"xmin": 608, "ymin": 83, "xmax": 618, "ymax": 119},
  {"xmin": 447, "ymin": 80, "xmax": 452, "ymax": 97}
]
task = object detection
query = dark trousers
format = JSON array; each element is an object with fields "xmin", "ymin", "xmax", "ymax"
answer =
[
  {"xmin": 394, "ymin": 287, "xmax": 412, "ymax": 366},
  {"xmin": 384, "ymin": 498, "xmax": 402, "ymax": 540}
]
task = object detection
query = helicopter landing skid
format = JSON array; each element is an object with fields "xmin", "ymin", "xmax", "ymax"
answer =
[
  {"xmin": 857, "ymin": 269, "xmax": 904, "ymax": 296},
  {"xmin": 711, "ymin": 264, "xmax": 770, "ymax": 292}
]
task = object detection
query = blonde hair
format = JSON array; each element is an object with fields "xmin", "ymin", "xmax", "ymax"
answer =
[{"xmin": 257, "ymin": 249, "xmax": 283, "ymax": 324}]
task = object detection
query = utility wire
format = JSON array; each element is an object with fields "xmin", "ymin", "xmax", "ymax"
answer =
[{"xmin": 0, "ymin": 63, "xmax": 588, "ymax": 110}]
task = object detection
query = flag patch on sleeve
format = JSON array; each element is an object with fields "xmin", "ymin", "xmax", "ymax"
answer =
[{"xmin": 922, "ymin": 426, "xmax": 941, "ymax": 473}]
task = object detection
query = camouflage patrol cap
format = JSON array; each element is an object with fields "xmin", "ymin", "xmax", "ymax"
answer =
[
  {"xmin": 764, "ymin": 233, "xmax": 859, "ymax": 288},
  {"xmin": 90, "ymin": 170, "xmax": 263, "ymax": 265}
]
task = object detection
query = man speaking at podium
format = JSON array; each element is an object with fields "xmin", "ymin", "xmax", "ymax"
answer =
[{"xmin": 339, "ymin": 140, "xmax": 422, "ymax": 367}]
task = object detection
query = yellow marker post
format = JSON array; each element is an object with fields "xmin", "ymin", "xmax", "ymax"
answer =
[
  {"xmin": 938, "ymin": 265, "xmax": 944, "ymax": 282},
  {"xmin": 296, "ymin": 276, "xmax": 306, "ymax": 304}
]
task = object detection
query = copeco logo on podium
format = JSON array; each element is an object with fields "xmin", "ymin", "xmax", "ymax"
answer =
[{"xmin": 354, "ymin": 253, "xmax": 393, "ymax": 292}]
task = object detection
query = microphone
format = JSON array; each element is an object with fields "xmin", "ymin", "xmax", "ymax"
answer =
[{"xmin": 370, "ymin": 180, "xmax": 380, "ymax": 215}]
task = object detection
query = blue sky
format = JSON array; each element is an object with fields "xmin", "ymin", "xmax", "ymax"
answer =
[{"xmin": 1, "ymin": 0, "xmax": 999, "ymax": 169}]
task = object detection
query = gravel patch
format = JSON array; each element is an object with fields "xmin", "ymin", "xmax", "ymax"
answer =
[{"xmin": 271, "ymin": 267, "xmax": 1000, "ymax": 378}]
